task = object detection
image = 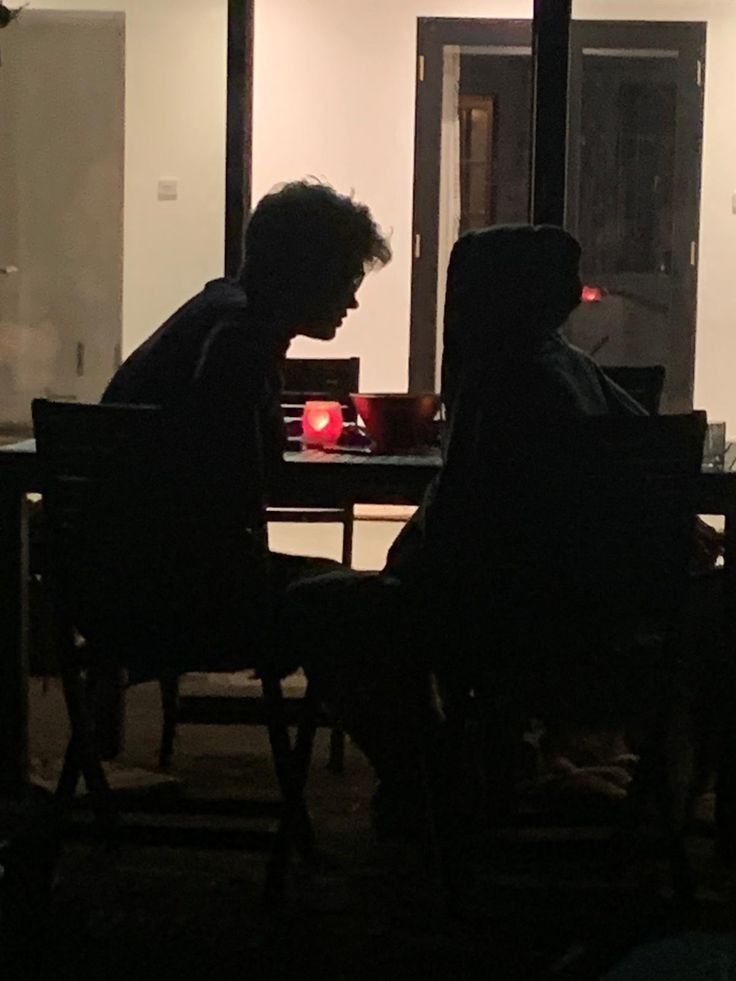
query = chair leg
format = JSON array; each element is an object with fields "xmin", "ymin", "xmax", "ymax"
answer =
[
  {"xmin": 716, "ymin": 727, "xmax": 736, "ymax": 863},
  {"xmin": 655, "ymin": 751, "xmax": 697, "ymax": 907},
  {"xmin": 291, "ymin": 685, "xmax": 319, "ymax": 860},
  {"xmin": 56, "ymin": 651, "xmax": 116, "ymax": 838},
  {"xmin": 323, "ymin": 506, "xmax": 351, "ymax": 776},
  {"xmin": 714, "ymin": 657, "xmax": 736, "ymax": 862},
  {"xmin": 56, "ymin": 734, "xmax": 82, "ymax": 803},
  {"xmin": 90, "ymin": 657, "xmax": 127, "ymax": 761},
  {"xmin": 261, "ymin": 673, "xmax": 318, "ymax": 902},
  {"xmin": 158, "ymin": 674, "xmax": 180, "ymax": 770},
  {"xmin": 476, "ymin": 686, "xmax": 523, "ymax": 823},
  {"xmin": 326, "ymin": 723, "xmax": 346, "ymax": 773},
  {"xmin": 262, "ymin": 675, "xmax": 292, "ymax": 796},
  {"xmin": 410, "ymin": 690, "xmax": 458, "ymax": 918},
  {"xmin": 341, "ymin": 505, "xmax": 354, "ymax": 568},
  {"xmin": 645, "ymin": 686, "xmax": 697, "ymax": 907},
  {"xmin": 262, "ymin": 674, "xmax": 294, "ymax": 902}
]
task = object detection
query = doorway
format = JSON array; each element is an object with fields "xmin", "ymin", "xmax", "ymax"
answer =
[
  {"xmin": 410, "ymin": 18, "xmax": 705, "ymax": 413},
  {"xmin": 0, "ymin": 11, "xmax": 125, "ymax": 432}
]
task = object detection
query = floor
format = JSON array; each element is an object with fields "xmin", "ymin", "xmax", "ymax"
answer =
[
  {"xmin": 17, "ymin": 674, "xmax": 736, "ymax": 981},
  {"xmin": 6, "ymin": 521, "xmax": 736, "ymax": 979},
  {"xmin": 267, "ymin": 511, "xmax": 411, "ymax": 571}
]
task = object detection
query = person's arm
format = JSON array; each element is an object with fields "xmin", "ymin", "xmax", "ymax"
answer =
[
  {"xmin": 691, "ymin": 517, "xmax": 725, "ymax": 574},
  {"xmin": 184, "ymin": 322, "xmax": 266, "ymax": 518},
  {"xmin": 383, "ymin": 475, "xmax": 439, "ymax": 579},
  {"xmin": 257, "ymin": 384, "xmax": 289, "ymax": 496}
]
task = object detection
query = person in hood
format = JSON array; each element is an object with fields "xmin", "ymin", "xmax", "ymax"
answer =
[
  {"xmin": 384, "ymin": 225, "xmax": 721, "ymax": 813},
  {"xmin": 386, "ymin": 224, "xmax": 645, "ymax": 584}
]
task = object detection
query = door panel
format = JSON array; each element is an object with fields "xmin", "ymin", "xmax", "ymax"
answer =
[
  {"xmin": 410, "ymin": 19, "xmax": 532, "ymax": 392},
  {"xmin": 565, "ymin": 24, "xmax": 705, "ymax": 413},
  {"xmin": 0, "ymin": 11, "xmax": 124, "ymax": 430},
  {"xmin": 411, "ymin": 19, "xmax": 705, "ymax": 407},
  {"xmin": 459, "ymin": 53, "xmax": 533, "ymax": 230}
]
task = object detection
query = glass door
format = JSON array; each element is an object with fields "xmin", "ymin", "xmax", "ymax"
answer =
[
  {"xmin": 410, "ymin": 18, "xmax": 705, "ymax": 406},
  {"xmin": 565, "ymin": 22, "xmax": 705, "ymax": 412},
  {"xmin": 0, "ymin": 11, "xmax": 124, "ymax": 437}
]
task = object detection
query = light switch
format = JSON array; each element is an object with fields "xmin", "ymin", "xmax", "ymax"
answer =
[
  {"xmin": 732, "ymin": 192, "xmax": 736, "ymax": 215},
  {"xmin": 158, "ymin": 178, "xmax": 178, "ymax": 201}
]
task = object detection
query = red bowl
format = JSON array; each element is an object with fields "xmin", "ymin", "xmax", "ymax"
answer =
[{"xmin": 350, "ymin": 393, "xmax": 440, "ymax": 453}]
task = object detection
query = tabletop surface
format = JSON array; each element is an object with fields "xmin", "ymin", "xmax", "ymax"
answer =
[
  {"xmin": 1, "ymin": 439, "xmax": 442, "ymax": 465},
  {"xmin": 285, "ymin": 448, "xmax": 441, "ymax": 466},
  {"xmin": 0, "ymin": 439, "xmax": 35, "ymax": 453},
  {"xmin": 4, "ymin": 438, "xmax": 736, "ymax": 473}
]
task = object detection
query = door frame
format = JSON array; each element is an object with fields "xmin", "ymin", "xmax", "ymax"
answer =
[
  {"xmin": 225, "ymin": 0, "xmax": 255, "ymax": 278},
  {"xmin": 410, "ymin": 18, "xmax": 532, "ymax": 392},
  {"xmin": 409, "ymin": 17, "xmax": 706, "ymax": 395},
  {"xmin": 566, "ymin": 20, "xmax": 705, "ymax": 411}
]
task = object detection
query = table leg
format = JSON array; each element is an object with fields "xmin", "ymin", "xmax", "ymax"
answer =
[
  {"xmin": 0, "ymin": 487, "xmax": 29, "ymax": 792},
  {"xmin": 716, "ymin": 507, "xmax": 736, "ymax": 859},
  {"xmin": 341, "ymin": 503, "xmax": 355, "ymax": 568}
]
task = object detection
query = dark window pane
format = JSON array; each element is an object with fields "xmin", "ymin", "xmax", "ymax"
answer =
[
  {"xmin": 578, "ymin": 57, "xmax": 676, "ymax": 276},
  {"xmin": 459, "ymin": 95, "xmax": 494, "ymax": 232}
]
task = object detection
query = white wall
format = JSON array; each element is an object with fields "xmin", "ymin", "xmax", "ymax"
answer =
[
  {"xmin": 253, "ymin": 0, "xmax": 736, "ymax": 426},
  {"xmin": 32, "ymin": 1, "xmax": 228, "ymax": 356},
  {"xmin": 1, "ymin": 11, "xmax": 125, "ymax": 421},
  {"xmin": 253, "ymin": 0, "xmax": 525, "ymax": 393}
]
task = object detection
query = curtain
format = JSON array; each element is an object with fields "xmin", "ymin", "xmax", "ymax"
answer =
[{"xmin": 435, "ymin": 45, "xmax": 462, "ymax": 391}]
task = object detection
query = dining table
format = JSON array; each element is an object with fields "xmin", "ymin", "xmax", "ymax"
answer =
[{"xmin": 2, "ymin": 438, "xmax": 736, "ymax": 794}]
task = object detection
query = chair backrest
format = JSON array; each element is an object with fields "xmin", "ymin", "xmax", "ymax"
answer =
[
  {"xmin": 426, "ymin": 411, "xmax": 707, "ymax": 647},
  {"xmin": 282, "ymin": 358, "xmax": 360, "ymax": 431},
  {"xmin": 282, "ymin": 358, "xmax": 360, "ymax": 401},
  {"xmin": 32, "ymin": 399, "xmax": 269, "ymax": 674},
  {"xmin": 600, "ymin": 365, "xmax": 666, "ymax": 415}
]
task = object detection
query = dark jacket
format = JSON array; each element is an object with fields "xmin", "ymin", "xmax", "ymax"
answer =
[
  {"xmin": 102, "ymin": 278, "xmax": 287, "ymax": 500},
  {"xmin": 385, "ymin": 226, "xmax": 646, "ymax": 584}
]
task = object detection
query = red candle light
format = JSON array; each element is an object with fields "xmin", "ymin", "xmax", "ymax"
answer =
[
  {"xmin": 581, "ymin": 284, "xmax": 604, "ymax": 303},
  {"xmin": 301, "ymin": 400, "xmax": 344, "ymax": 447}
]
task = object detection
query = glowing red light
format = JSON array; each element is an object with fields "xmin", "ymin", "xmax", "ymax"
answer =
[
  {"xmin": 302, "ymin": 401, "xmax": 344, "ymax": 447},
  {"xmin": 582, "ymin": 285, "xmax": 603, "ymax": 303}
]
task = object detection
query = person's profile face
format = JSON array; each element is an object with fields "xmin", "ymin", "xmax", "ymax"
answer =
[{"xmin": 297, "ymin": 271, "xmax": 364, "ymax": 341}]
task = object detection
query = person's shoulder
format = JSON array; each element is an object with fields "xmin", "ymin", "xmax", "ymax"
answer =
[
  {"xmin": 134, "ymin": 279, "xmax": 242, "ymax": 345},
  {"xmin": 161, "ymin": 278, "xmax": 247, "ymax": 333},
  {"xmin": 194, "ymin": 302, "xmax": 269, "ymax": 395},
  {"xmin": 201, "ymin": 279, "xmax": 254, "ymax": 340},
  {"xmin": 202, "ymin": 277, "xmax": 248, "ymax": 312},
  {"xmin": 532, "ymin": 333, "xmax": 592, "ymax": 386},
  {"xmin": 538, "ymin": 333, "xmax": 591, "ymax": 368},
  {"xmin": 536, "ymin": 335, "xmax": 648, "ymax": 416},
  {"xmin": 550, "ymin": 337, "xmax": 648, "ymax": 414},
  {"xmin": 529, "ymin": 335, "xmax": 607, "ymax": 414}
]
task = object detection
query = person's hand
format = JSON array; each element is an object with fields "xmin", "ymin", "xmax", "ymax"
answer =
[
  {"xmin": 691, "ymin": 516, "xmax": 724, "ymax": 574},
  {"xmin": 534, "ymin": 755, "xmax": 634, "ymax": 801}
]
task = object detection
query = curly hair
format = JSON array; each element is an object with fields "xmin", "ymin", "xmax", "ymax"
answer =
[{"xmin": 240, "ymin": 180, "xmax": 391, "ymax": 313}]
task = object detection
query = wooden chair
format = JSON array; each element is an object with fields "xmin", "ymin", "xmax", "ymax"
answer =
[
  {"xmin": 282, "ymin": 356, "xmax": 360, "ymax": 411},
  {"xmin": 273, "ymin": 357, "xmax": 361, "ymax": 568},
  {"xmin": 427, "ymin": 411, "xmax": 707, "ymax": 902},
  {"xmin": 601, "ymin": 364, "xmax": 666, "ymax": 415},
  {"xmin": 154, "ymin": 359, "xmax": 360, "ymax": 777},
  {"xmin": 32, "ymin": 398, "xmax": 318, "ymax": 899},
  {"xmin": 272, "ymin": 357, "xmax": 361, "ymax": 774}
]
